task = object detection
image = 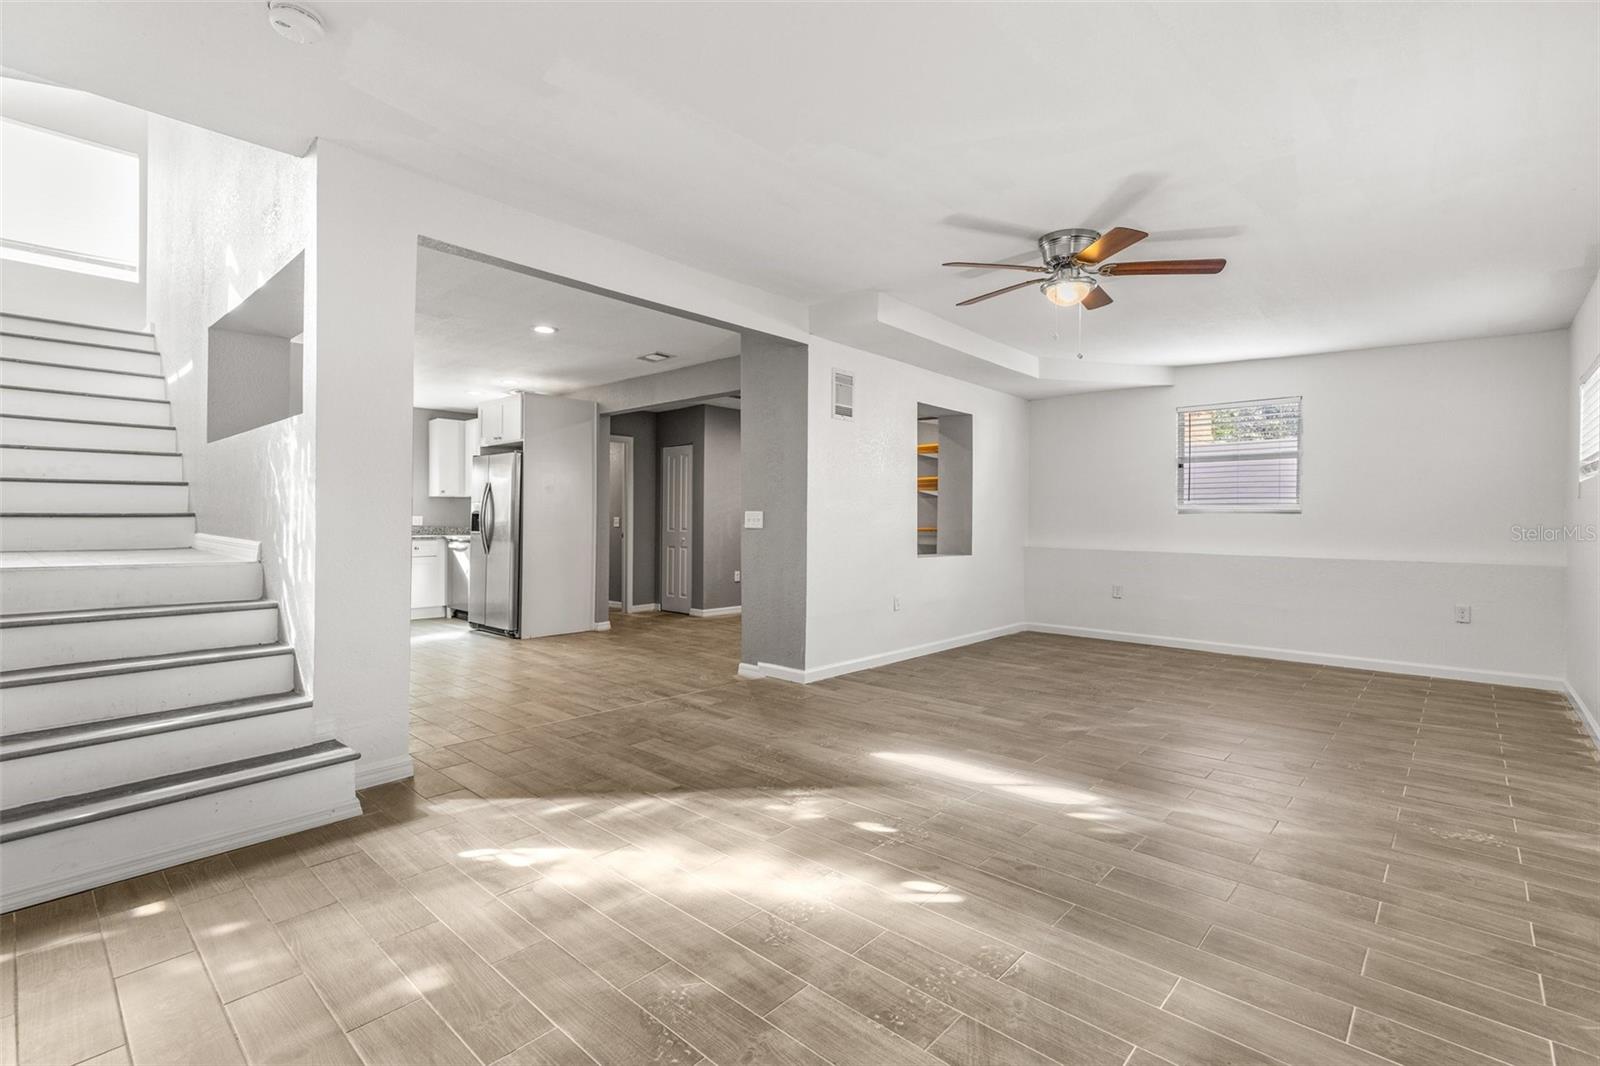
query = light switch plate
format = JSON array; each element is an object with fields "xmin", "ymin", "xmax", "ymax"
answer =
[
  {"xmin": 411, "ymin": 515, "xmax": 424, "ymax": 525},
  {"xmin": 743, "ymin": 510, "xmax": 765, "ymax": 529}
]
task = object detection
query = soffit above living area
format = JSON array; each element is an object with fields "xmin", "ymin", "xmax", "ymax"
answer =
[{"xmin": 5, "ymin": 2, "xmax": 1594, "ymax": 385}]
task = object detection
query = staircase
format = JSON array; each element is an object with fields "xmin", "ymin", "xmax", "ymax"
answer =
[{"xmin": 0, "ymin": 312, "xmax": 360, "ymax": 911}]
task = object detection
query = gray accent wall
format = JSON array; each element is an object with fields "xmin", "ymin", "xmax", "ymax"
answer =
[
  {"xmin": 740, "ymin": 336, "xmax": 808, "ymax": 669},
  {"xmin": 701, "ymin": 406, "xmax": 743, "ymax": 610},
  {"xmin": 609, "ymin": 411, "xmax": 659, "ymax": 606},
  {"xmin": 411, "ymin": 408, "xmax": 473, "ymax": 529}
]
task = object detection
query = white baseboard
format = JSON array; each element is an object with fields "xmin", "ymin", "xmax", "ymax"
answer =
[
  {"xmin": 800, "ymin": 623, "xmax": 1027, "ymax": 683},
  {"xmin": 593, "ymin": 620, "xmax": 612, "ymax": 632},
  {"xmin": 1566, "ymin": 681, "xmax": 1599, "ymax": 749},
  {"xmin": 627, "ymin": 603, "xmax": 660, "ymax": 614},
  {"xmin": 409, "ymin": 606, "xmax": 447, "ymax": 620},
  {"xmin": 0, "ymin": 800, "xmax": 361, "ymax": 912},
  {"xmin": 737, "ymin": 663, "xmax": 764, "ymax": 681},
  {"xmin": 738, "ymin": 660, "xmax": 808, "ymax": 683},
  {"xmin": 193, "ymin": 532, "xmax": 261, "ymax": 561},
  {"xmin": 608, "ymin": 600, "xmax": 623, "ymax": 609},
  {"xmin": 352, "ymin": 753, "xmax": 414, "ymax": 789},
  {"xmin": 689, "ymin": 605, "xmax": 742, "ymax": 618},
  {"xmin": 1025, "ymin": 622, "xmax": 1565, "ymax": 692}
]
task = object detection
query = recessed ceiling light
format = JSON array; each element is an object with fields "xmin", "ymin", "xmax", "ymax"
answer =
[
  {"xmin": 531, "ymin": 324, "xmax": 558, "ymax": 335},
  {"xmin": 637, "ymin": 352, "xmax": 673, "ymax": 363}
]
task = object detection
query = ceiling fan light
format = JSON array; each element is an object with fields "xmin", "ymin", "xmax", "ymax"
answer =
[{"xmin": 1043, "ymin": 277, "xmax": 1096, "ymax": 308}]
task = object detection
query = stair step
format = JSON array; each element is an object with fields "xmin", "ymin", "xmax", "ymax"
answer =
[
  {"xmin": 0, "ymin": 314, "xmax": 159, "ymax": 352},
  {"xmin": 0, "ymin": 357, "xmax": 167, "ymax": 401},
  {"xmin": 0, "ymin": 692, "xmax": 314, "ymax": 806},
  {"xmin": 0, "ymin": 334, "xmax": 164, "ymax": 376},
  {"xmin": 0, "ymin": 443, "xmax": 184, "ymax": 481},
  {"xmin": 0, "ymin": 511, "xmax": 197, "ymax": 550},
  {"xmin": 0, "ymin": 385, "xmax": 173, "ymax": 427},
  {"xmin": 0, "ymin": 547, "xmax": 263, "ymax": 613},
  {"xmin": 0, "ymin": 642, "xmax": 295, "ymax": 733},
  {"xmin": 0, "ymin": 742, "xmax": 359, "ymax": 911},
  {"xmin": 0, "ymin": 599, "xmax": 279, "ymax": 671},
  {"xmin": 0, "ymin": 414, "xmax": 178, "ymax": 453},
  {"xmin": 0, "ymin": 478, "xmax": 190, "ymax": 515}
]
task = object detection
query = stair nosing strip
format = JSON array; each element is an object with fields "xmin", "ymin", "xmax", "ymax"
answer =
[
  {"xmin": 0, "ymin": 413, "xmax": 177, "ymax": 431},
  {"xmin": 0, "ymin": 384, "xmax": 170, "ymax": 404},
  {"xmin": 0, "ymin": 313, "xmax": 157, "ymax": 340},
  {"xmin": 0, "ymin": 693, "xmax": 311, "ymax": 760},
  {"xmin": 0, "ymin": 442, "xmax": 179, "ymax": 456},
  {"xmin": 0, "ymin": 330, "xmax": 160, "ymax": 355},
  {"xmin": 0, "ymin": 599, "xmax": 278, "ymax": 629},
  {"xmin": 0, "ymin": 741, "xmax": 357, "ymax": 843},
  {"xmin": 0, "ymin": 477, "xmax": 188, "ymax": 486},
  {"xmin": 0, "ymin": 642, "xmax": 291, "ymax": 688},
  {"xmin": 0, "ymin": 511, "xmax": 195, "ymax": 518},
  {"xmin": 0, "ymin": 356, "xmax": 164, "ymax": 380}
]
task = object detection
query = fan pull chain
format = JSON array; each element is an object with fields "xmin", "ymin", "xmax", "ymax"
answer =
[{"xmin": 1075, "ymin": 302, "xmax": 1085, "ymax": 360}]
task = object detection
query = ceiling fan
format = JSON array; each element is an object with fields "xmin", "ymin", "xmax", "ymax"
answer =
[{"xmin": 943, "ymin": 227, "xmax": 1225, "ymax": 310}]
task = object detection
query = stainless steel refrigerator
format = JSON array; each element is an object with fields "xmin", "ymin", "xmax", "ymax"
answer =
[{"xmin": 469, "ymin": 451, "xmax": 521, "ymax": 636}]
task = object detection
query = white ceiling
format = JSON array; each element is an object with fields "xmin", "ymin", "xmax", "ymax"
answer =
[
  {"xmin": 4, "ymin": 2, "xmax": 1595, "ymax": 376},
  {"xmin": 413, "ymin": 245, "xmax": 740, "ymax": 412}
]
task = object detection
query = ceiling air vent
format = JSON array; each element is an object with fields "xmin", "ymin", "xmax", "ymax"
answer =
[{"xmin": 832, "ymin": 369, "xmax": 855, "ymax": 421}]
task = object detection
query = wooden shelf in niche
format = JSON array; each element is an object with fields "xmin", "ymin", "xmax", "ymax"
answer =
[
  {"xmin": 917, "ymin": 475, "xmax": 939, "ymax": 491},
  {"xmin": 917, "ymin": 442, "xmax": 940, "ymax": 455}
]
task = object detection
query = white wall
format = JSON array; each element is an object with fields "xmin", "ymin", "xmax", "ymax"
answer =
[
  {"xmin": 145, "ymin": 118, "xmax": 317, "ymax": 690},
  {"xmin": 805, "ymin": 339, "xmax": 1028, "ymax": 679},
  {"xmin": 0, "ymin": 78, "xmax": 147, "ymax": 330},
  {"xmin": 1568, "ymin": 274, "xmax": 1599, "ymax": 727},
  {"xmin": 1028, "ymin": 332, "xmax": 1570, "ymax": 687}
]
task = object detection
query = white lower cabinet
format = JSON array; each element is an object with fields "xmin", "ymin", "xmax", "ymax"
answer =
[{"xmin": 410, "ymin": 538, "xmax": 447, "ymax": 618}]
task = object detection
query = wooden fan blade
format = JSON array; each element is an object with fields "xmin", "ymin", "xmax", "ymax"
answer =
[
  {"xmin": 956, "ymin": 277, "xmax": 1041, "ymax": 306},
  {"xmin": 1101, "ymin": 258, "xmax": 1226, "ymax": 276},
  {"xmin": 1083, "ymin": 285, "xmax": 1113, "ymax": 310},
  {"xmin": 941, "ymin": 261, "xmax": 1047, "ymax": 273},
  {"xmin": 1073, "ymin": 226, "xmax": 1148, "ymax": 264}
]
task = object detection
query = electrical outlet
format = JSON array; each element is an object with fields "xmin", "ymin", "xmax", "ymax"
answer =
[
  {"xmin": 733, "ymin": 570, "xmax": 741, "ymax": 583},
  {"xmin": 893, "ymin": 596, "xmax": 902, "ymax": 612},
  {"xmin": 1454, "ymin": 605, "xmax": 1472, "ymax": 624},
  {"xmin": 1111, "ymin": 584, "xmax": 1123, "ymax": 600}
]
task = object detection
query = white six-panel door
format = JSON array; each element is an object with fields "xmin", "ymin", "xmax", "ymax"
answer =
[{"xmin": 660, "ymin": 444, "xmax": 693, "ymax": 614}]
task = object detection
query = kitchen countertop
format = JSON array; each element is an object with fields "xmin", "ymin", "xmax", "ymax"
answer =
[{"xmin": 412, "ymin": 527, "xmax": 470, "ymax": 539}]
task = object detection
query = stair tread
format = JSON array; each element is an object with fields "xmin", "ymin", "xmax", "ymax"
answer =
[
  {"xmin": 0, "ymin": 599, "xmax": 278, "ymax": 628},
  {"xmin": 0, "ymin": 477, "xmax": 188, "ymax": 485},
  {"xmin": 0, "ymin": 442, "xmax": 180, "ymax": 455},
  {"xmin": 0, "ymin": 740, "xmax": 356, "ymax": 842},
  {"xmin": 0, "ymin": 511, "xmax": 195, "ymax": 517},
  {"xmin": 0, "ymin": 355, "xmax": 165, "ymax": 380},
  {"xmin": 0, "ymin": 313, "xmax": 157, "ymax": 340},
  {"xmin": 0, "ymin": 547, "xmax": 246, "ymax": 571},
  {"xmin": 1, "ymin": 383, "xmax": 170, "ymax": 404},
  {"xmin": 1, "ymin": 691, "xmax": 311, "ymax": 757},
  {"xmin": 0, "ymin": 330, "xmax": 161, "ymax": 356},
  {"xmin": 1, "ymin": 413, "xmax": 177, "ymax": 432},
  {"xmin": 0, "ymin": 642, "xmax": 291, "ymax": 687}
]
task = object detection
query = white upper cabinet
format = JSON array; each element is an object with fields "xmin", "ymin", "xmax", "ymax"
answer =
[
  {"xmin": 427, "ymin": 418, "xmax": 469, "ymax": 497},
  {"xmin": 462, "ymin": 417, "xmax": 480, "ymax": 490},
  {"xmin": 477, "ymin": 395, "xmax": 523, "ymax": 448}
]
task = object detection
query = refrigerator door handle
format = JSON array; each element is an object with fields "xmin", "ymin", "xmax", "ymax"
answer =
[{"xmin": 482, "ymin": 484, "xmax": 495, "ymax": 555}]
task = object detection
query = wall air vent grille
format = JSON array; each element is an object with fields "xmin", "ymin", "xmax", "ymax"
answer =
[{"xmin": 832, "ymin": 369, "xmax": 854, "ymax": 420}]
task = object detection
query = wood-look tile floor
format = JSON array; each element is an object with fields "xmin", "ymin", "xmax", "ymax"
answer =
[{"xmin": 5, "ymin": 611, "xmax": 1598, "ymax": 1066}]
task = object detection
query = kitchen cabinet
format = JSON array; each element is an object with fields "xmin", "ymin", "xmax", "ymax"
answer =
[
  {"xmin": 463, "ymin": 417, "xmax": 480, "ymax": 488},
  {"xmin": 477, "ymin": 394, "xmax": 523, "ymax": 448},
  {"xmin": 410, "ymin": 538, "xmax": 447, "ymax": 618},
  {"xmin": 427, "ymin": 418, "xmax": 468, "ymax": 497}
]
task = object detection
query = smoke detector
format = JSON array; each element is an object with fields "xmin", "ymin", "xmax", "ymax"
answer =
[{"xmin": 267, "ymin": 2, "xmax": 325, "ymax": 44}]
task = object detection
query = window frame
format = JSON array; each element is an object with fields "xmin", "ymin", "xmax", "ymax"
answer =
[
  {"xmin": 1580, "ymin": 360, "xmax": 1599, "ymax": 483},
  {"xmin": 1175, "ymin": 395, "xmax": 1303, "ymax": 514}
]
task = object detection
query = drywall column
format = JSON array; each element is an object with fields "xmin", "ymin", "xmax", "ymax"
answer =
[{"xmin": 740, "ymin": 334, "xmax": 808, "ymax": 672}]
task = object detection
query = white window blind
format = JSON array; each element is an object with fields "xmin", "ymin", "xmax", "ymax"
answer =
[
  {"xmin": 0, "ymin": 118, "xmax": 140, "ymax": 281},
  {"xmin": 1177, "ymin": 396, "xmax": 1302, "ymax": 511},
  {"xmin": 1581, "ymin": 366, "xmax": 1599, "ymax": 481}
]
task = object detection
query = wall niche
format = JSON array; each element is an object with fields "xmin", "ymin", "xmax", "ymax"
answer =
[{"xmin": 916, "ymin": 402, "xmax": 972, "ymax": 557}]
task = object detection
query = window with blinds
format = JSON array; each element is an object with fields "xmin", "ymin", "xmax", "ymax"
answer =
[
  {"xmin": 1177, "ymin": 396, "xmax": 1302, "ymax": 511},
  {"xmin": 1581, "ymin": 366, "xmax": 1599, "ymax": 481}
]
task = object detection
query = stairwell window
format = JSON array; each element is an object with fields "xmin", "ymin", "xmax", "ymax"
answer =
[
  {"xmin": 0, "ymin": 118, "xmax": 140, "ymax": 281},
  {"xmin": 1177, "ymin": 396, "xmax": 1302, "ymax": 512}
]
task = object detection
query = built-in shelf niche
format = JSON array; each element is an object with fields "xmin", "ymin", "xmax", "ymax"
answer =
[{"xmin": 916, "ymin": 403, "xmax": 972, "ymax": 557}]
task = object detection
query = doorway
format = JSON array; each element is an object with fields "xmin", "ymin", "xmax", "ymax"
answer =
[{"xmin": 661, "ymin": 443, "xmax": 693, "ymax": 614}]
